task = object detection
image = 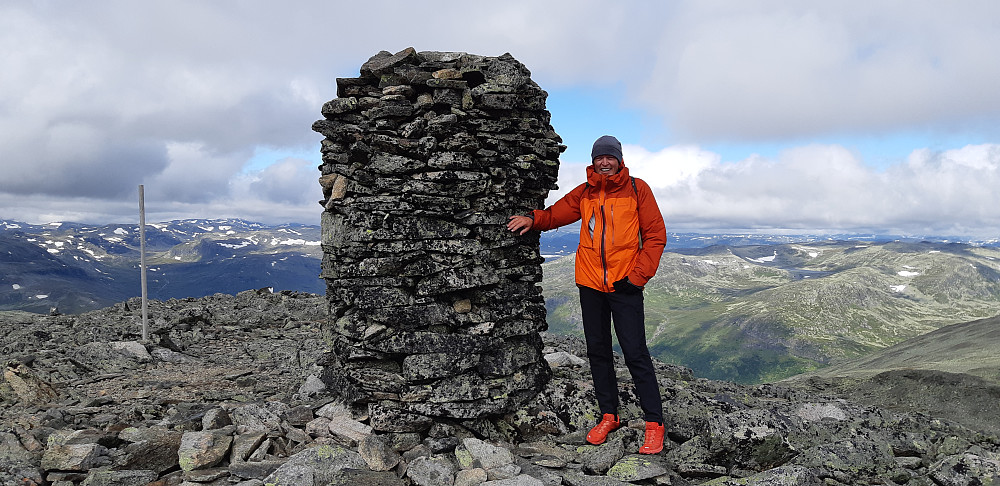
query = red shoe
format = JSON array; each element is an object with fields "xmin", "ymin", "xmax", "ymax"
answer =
[
  {"xmin": 638, "ymin": 421, "xmax": 665, "ymax": 454},
  {"xmin": 586, "ymin": 413, "xmax": 621, "ymax": 445}
]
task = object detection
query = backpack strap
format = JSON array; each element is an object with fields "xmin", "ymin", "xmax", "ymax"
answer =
[{"xmin": 631, "ymin": 177, "xmax": 644, "ymax": 249}]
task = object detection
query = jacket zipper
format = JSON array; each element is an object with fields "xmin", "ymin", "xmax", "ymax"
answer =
[
  {"xmin": 600, "ymin": 204, "xmax": 608, "ymax": 289},
  {"xmin": 599, "ymin": 182, "xmax": 609, "ymax": 290}
]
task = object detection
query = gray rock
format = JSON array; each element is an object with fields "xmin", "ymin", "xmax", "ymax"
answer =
[
  {"xmin": 0, "ymin": 431, "xmax": 36, "ymax": 469},
  {"xmin": 110, "ymin": 341, "xmax": 152, "ymax": 362},
  {"xmin": 180, "ymin": 466, "xmax": 229, "ymax": 482},
  {"xmin": 929, "ymin": 452, "xmax": 1000, "ymax": 485},
  {"xmin": 327, "ymin": 413, "xmax": 372, "ymax": 445},
  {"xmin": 41, "ymin": 430, "xmax": 111, "ymax": 471},
  {"xmin": 790, "ymin": 436, "xmax": 895, "ymax": 482},
  {"xmin": 676, "ymin": 462, "xmax": 728, "ymax": 478},
  {"xmin": 707, "ymin": 408, "xmax": 796, "ymax": 470},
  {"xmin": 116, "ymin": 429, "xmax": 182, "ymax": 474},
  {"xmin": 230, "ymin": 430, "xmax": 266, "ymax": 462},
  {"xmin": 177, "ymin": 430, "xmax": 233, "ymax": 471},
  {"xmin": 578, "ymin": 436, "xmax": 626, "ymax": 475},
  {"xmin": 262, "ymin": 444, "xmax": 365, "ymax": 485},
  {"xmin": 326, "ymin": 468, "xmax": 407, "ymax": 485},
  {"xmin": 543, "ymin": 351, "xmax": 586, "ymax": 368},
  {"xmin": 297, "ymin": 374, "xmax": 326, "ymax": 398},
  {"xmin": 228, "ymin": 459, "xmax": 284, "ymax": 480},
  {"xmin": 482, "ymin": 474, "xmax": 545, "ymax": 486},
  {"xmin": 304, "ymin": 417, "xmax": 332, "ymax": 438},
  {"xmin": 458, "ymin": 437, "xmax": 516, "ymax": 470},
  {"xmin": 562, "ymin": 472, "xmax": 632, "ymax": 486},
  {"xmin": 202, "ymin": 407, "xmax": 231, "ymax": 430},
  {"xmin": 455, "ymin": 468, "xmax": 488, "ymax": 486},
  {"xmin": 606, "ymin": 454, "xmax": 669, "ymax": 482},
  {"xmin": 232, "ymin": 480, "xmax": 265, "ymax": 486},
  {"xmin": 407, "ymin": 455, "xmax": 457, "ymax": 486},
  {"xmin": 72, "ymin": 342, "xmax": 149, "ymax": 373},
  {"xmin": 358, "ymin": 433, "xmax": 401, "ymax": 471},
  {"xmin": 3, "ymin": 362, "xmax": 59, "ymax": 403},
  {"xmin": 79, "ymin": 469, "xmax": 159, "ymax": 486},
  {"xmin": 795, "ymin": 402, "xmax": 847, "ymax": 422},
  {"xmin": 230, "ymin": 402, "xmax": 288, "ymax": 432},
  {"xmin": 701, "ymin": 465, "xmax": 822, "ymax": 485}
]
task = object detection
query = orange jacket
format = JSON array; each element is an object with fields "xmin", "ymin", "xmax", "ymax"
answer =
[{"xmin": 532, "ymin": 163, "xmax": 666, "ymax": 292}]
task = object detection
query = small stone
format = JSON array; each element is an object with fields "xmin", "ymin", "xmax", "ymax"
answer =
[
  {"xmin": 455, "ymin": 468, "xmax": 488, "ymax": 486},
  {"xmin": 358, "ymin": 433, "xmax": 401, "ymax": 471},
  {"xmin": 432, "ymin": 68, "xmax": 463, "ymax": 79},
  {"xmin": 453, "ymin": 299, "xmax": 473, "ymax": 313}
]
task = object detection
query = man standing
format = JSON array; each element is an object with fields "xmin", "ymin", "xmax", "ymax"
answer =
[{"xmin": 507, "ymin": 135, "xmax": 667, "ymax": 454}]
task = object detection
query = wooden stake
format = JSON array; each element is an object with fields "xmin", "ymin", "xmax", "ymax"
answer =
[{"xmin": 139, "ymin": 185, "xmax": 149, "ymax": 343}]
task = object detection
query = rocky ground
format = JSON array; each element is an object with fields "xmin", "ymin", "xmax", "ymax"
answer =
[{"xmin": 3, "ymin": 290, "xmax": 1000, "ymax": 485}]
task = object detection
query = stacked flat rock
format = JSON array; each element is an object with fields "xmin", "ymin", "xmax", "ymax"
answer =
[{"xmin": 313, "ymin": 48, "xmax": 565, "ymax": 432}]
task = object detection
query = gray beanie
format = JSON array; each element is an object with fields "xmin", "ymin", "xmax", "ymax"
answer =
[{"xmin": 591, "ymin": 135, "xmax": 623, "ymax": 162}]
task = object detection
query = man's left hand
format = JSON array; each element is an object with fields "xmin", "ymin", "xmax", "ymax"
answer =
[{"xmin": 613, "ymin": 277, "xmax": 643, "ymax": 294}]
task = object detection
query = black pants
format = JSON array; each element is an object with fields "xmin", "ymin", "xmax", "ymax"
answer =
[{"xmin": 579, "ymin": 285, "xmax": 663, "ymax": 424}]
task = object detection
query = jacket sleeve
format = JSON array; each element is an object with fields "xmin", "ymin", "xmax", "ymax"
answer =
[
  {"xmin": 628, "ymin": 178, "xmax": 666, "ymax": 286},
  {"xmin": 531, "ymin": 183, "xmax": 586, "ymax": 231}
]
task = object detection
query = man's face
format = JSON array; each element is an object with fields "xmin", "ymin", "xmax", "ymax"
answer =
[{"xmin": 592, "ymin": 155, "xmax": 621, "ymax": 175}]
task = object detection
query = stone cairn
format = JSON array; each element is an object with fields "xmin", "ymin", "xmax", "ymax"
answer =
[{"xmin": 313, "ymin": 48, "xmax": 565, "ymax": 433}]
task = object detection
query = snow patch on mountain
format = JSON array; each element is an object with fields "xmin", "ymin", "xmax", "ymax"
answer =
[
  {"xmin": 220, "ymin": 241, "xmax": 253, "ymax": 249},
  {"xmin": 270, "ymin": 238, "xmax": 320, "ymax": 246},
  {"xmin": 748, "ymin": 251, "xmax": 778, "ymax": 263}
]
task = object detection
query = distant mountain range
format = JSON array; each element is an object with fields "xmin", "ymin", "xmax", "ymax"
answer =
[
  {"xmin": 0, "ymin": 219, "xmax": 323, "ymax": 314},
  {"xmin": 543, "ymin": 239, "xmax": 1000, "ymax": 383},
  {"xmin": 5, "ymin": 218, "xmax": 1000, "ymax": 386}
]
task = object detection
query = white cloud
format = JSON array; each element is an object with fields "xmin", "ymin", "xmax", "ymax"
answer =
[
  {"xmin": 612, "ymin": 142, "xmax": 1000, "ymax": 235},
  {"xmin": 641, "ymin": 1, "xmax": 1000, "ymax": 141},
  {"xmin": 2, "ymin": 0, "xmax": 1000, "ymax": 233}
]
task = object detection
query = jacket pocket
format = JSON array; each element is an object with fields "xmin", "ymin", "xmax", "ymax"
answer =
[{"xmin": 608, "ymin": 197, "xmax": 639, "ymax": 251}]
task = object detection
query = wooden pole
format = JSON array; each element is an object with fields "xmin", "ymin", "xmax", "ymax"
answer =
[{"xmin": 139, "ymin": 185, "xmax": 149, "ymax": 343}]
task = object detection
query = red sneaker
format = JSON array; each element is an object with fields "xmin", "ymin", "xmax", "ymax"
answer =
[
  {"xmin": 638, "ymin": 421, "xmax": 665, "ymax": 454},
  {"xmin": 586, "ymin": 413, "xmax": 621, "ymax": 445}
]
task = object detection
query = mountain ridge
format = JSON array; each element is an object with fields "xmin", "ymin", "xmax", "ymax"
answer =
[
  {"xmin": 1, "ymin": 218, "xmax": 323, "ymax": 314},
  {"xmin": 6, "ymin": 218, "xmax": 1000, "ymax": 386}
]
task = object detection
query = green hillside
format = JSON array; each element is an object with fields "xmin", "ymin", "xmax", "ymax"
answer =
[
  {"xmin": 541, "ymin": 241, "xmax": 1000, "ymax": 383},
  {"xmin": 784, "ymin": 314, "xmax": 1000, "ymax": 383},
  {"xmin": 780, "ymin": 315, "xmax": 1000, "ymax": 436}
]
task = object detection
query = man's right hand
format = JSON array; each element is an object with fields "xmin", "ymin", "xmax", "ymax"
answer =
[{"xmin": 506, "ymin": 215, "xmax": 534, "ymax": 235}]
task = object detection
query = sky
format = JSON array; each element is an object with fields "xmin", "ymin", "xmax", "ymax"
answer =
[{"xmin": 3, "ymin": 1, "xmax": 1000, "ymax": 237}]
